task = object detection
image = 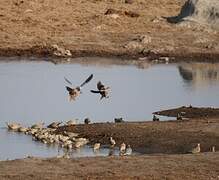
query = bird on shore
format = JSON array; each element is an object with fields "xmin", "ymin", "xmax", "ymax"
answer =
[
  {"xmin": 211, "ymin": 146, "xmax": 216, "ymax": 152},
  {"xmin": 190, "ymin": 143, "xmax": 201, "ymax": 154},
  {"xmin": 124, "ymin": 144, "xmax": 132, "ymax": 155},
  {"xmin": 47, "ymin": 122, "xmax": 62, "ymax": 129},
  {"xmin": 31, "ymin": 122, "xmax": 44, "ymax": 129},
  {"xmin": 152, "ymin": 115, "xmax": 159, "ymax": 121},
  {"xmin": 90, "ymin": 81, "xmax": 110, "ymax": 100},
  {"xmin": 84, "ymin": 118, "xmax": 91, "ymax": 124},
  {"xmin": 120, "ymin": 142, "xmax": 126, "ymax": 155},
  {"xmin": 65, "ymin": 74, "xmax": 93, "ymax": 101},
  {"xmin": 109, "ymin": 136, "xmax": 116, "ymax": 147},
  {"xmin": 93, "ymin": 143, "xmax": 101, "ymax": 151},
  {"xmin": 6, "ymin": 122, "xmax": 21, "ymax": 131}
]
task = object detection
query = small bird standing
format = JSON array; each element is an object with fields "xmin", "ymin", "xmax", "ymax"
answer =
[
  {"xmin": 152, "ymin": 115, "xmax": 159, "ymax": 121},
  {"xmin": 47, "ymin": 122, "xmax": 62, "ymax": 129},
  {"xmin": 93, "ymin": 143, "xmax": 101, "ymax": 151},
  {"xmin": 124, "ymin": 145, "xmax": 132, "ymax": 155},
  {"xmin": 120, "ymin": 142, "xmax": 126, "ymax": 156},
  {"xmin": 65, "ymin": 74, "xmax": 93, "ymax": 101},
  {"xmin": 90, "ymin": 81, "xmax": 110, "ymax": 100},
  {"xmin": 109, "ymin": 136, "xmax": 116, "ymax": 147},
  {"xmin": 211, "ymin": 146, "xmax": 216, "ymax": 152},
  {"xmin": 191, "ymin": 143, "xmax": 201, "ymax": 154}
]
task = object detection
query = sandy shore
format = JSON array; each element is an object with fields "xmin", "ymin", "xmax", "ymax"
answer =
[
  {"xmin": 1, "ymin": 117, "xmax": 218, "ymax": 179},
  {"xmin": 0, "ymin": 153, "xmax": 218, "ymax": 180}
]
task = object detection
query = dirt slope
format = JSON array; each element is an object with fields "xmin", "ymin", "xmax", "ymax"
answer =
[{"xmin": 0, "ymin": 0, "xmax": 218, "ymax": 60}]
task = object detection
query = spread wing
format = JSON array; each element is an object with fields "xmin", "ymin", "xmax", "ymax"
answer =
[
  {"xmin": 80, "ymin": 74, "xmax": 93, "ymax": 87},
  {"xmin": 97, "ymin": 81, "xmax": 104, "ymax": 90},
  {"xmin": 90, "ymin": 90, "xmax": 100, "ymax": 93},
  {"xmin": 64, "ymin": 77, "xmax": 72, "ymax": 85},
  {"xmin": 66, "ymin": 86, "xmax": 73, "ymax": 92}
]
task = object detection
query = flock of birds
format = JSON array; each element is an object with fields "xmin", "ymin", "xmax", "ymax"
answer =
[
  {"xmin": 6, "ymin": 121, "xmax": 133, "ymax": 157},
  {"xmin": 65, "ymin": 74, "xmax": 110, "ymax": 101},
  {"xmin": 5, "ymin": 75, "xmax": 217, "ymax": 158}
]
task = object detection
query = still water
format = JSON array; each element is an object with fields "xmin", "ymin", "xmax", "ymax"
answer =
[{"xmin": 0, "ymin": 57, "xmax": 219, "ymax": 160}]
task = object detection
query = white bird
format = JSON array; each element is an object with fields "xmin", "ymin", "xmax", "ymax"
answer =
[
  {"xmin": 47, "ymin": 122, "xmax": 62, "ymax": 129},
  {"xmin": 18, "ymin": 127, "xmax": 29, "ymax": 133},
  {"xmin": 124, "ymin": 145, "xmax": 132, "ymax": 155},
  {"xmin": 66, "ymin": 120, "xmax": 77, "ymax": 126},
  {"xmin": 212, "ymin": 146, "xmax": 216, "ymax": 152},
  {"xmin": 6, "ymin": 122, "xmax": 21, "ymax": 131},
  {"xmin": 191, "ymin": 143, "xmax": 201, "ymax": 154},
  {"xmin": 93, "ymin": 143, "xmax": 101, "ymax": 151},
  {"xmin": 110, "ymin": 137, "xmax": 116, "ymax": 147},
  {"xmin": 120, "ymin": 142, "xmax": 126, "ymax": 155},
  {"xmin": 31, "ymin": 122, "xmax": 44, "ymax": 129}
]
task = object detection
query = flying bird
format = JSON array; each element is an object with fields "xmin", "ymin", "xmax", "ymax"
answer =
[
  {"xmin": 65, "ymin": 74, "xmax": 93, "ymax": 101},
  {"xmin": 90, "ymin": 81, "xmax": 110, "ymax": 100}
]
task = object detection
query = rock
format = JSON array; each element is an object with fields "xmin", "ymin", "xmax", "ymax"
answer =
[
  {"xmin": 51, "ymin": 44, "xmax": 72, "ymax": 57},
  {"xmin": 104, "ymin": 8, "xmax": 140, "ymax": 18},
  {"xmin": 124, "ymin": 0, "xmax": 133, "ymax": 4},
  {"xmin": 166, "ymin": 0, "xmax": 219, "ymax": 30}
]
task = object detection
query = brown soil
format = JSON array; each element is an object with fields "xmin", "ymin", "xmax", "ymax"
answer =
[
  {"xmin": 1, "ymin": 118, "xmax": 219, "ymax": 179},
  {"xmin": 57, "ymin": 118, "xmax": 219, "ymax": 154},
  {"xmin": 154, "ymin": 106, "xmax": 219, "ymax": 118},
  {"xmin": 0, "ymin": 153, "xmax": 218, "ymax": 180},
  {"xmin": 0, "ymin": 0, "xmax": 219, "ymax": 61}
]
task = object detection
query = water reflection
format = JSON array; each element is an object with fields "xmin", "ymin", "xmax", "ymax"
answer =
[
  {"xmin": 50, "ymin": 57, "xmax": 152, "ymax": 69},
  {"xmin": 178, "ymin": 63, "xmax": 219, "ymax": 87}
]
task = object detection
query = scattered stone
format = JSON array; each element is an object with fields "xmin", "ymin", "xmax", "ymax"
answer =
[
  {"xmin": 104, "ymin": 8, "xmax": 140, "ymax": 18},
  {"xmin": 124, "ymin": 0, "xmax": 133, "ymax": 4}
]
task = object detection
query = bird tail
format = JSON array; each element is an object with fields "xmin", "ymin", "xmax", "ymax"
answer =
[{"xmin": 90, "ymin": 90, "xmax": 100, "ymax": 93}]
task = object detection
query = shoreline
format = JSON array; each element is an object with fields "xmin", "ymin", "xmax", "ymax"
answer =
[
  {"xmin": 0, "ymin": 47, "xmax": 219, "ymax": 63},
  {"xmin": 0, "ymin": 149, "xmax": 218, "ymax": 179}
]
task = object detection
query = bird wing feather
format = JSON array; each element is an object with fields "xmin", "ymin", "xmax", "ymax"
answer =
[
  {"xmin": 97, "ymin": 81, "xmax": 104, "ymax": 90},
  {"xmin": 80, "ymin": 74, "xmax": 93, "ymax": 87},
  {"xmin": 90, "ymin": 90, "xmax": 100, "ymax": 93},
  {"xmin": 66, "ymin": 86, "xmax": 73, "ymax": 92},
  {"xmin": 64, "ymin": 77, "xmax": 72, "ymax": 85}
]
